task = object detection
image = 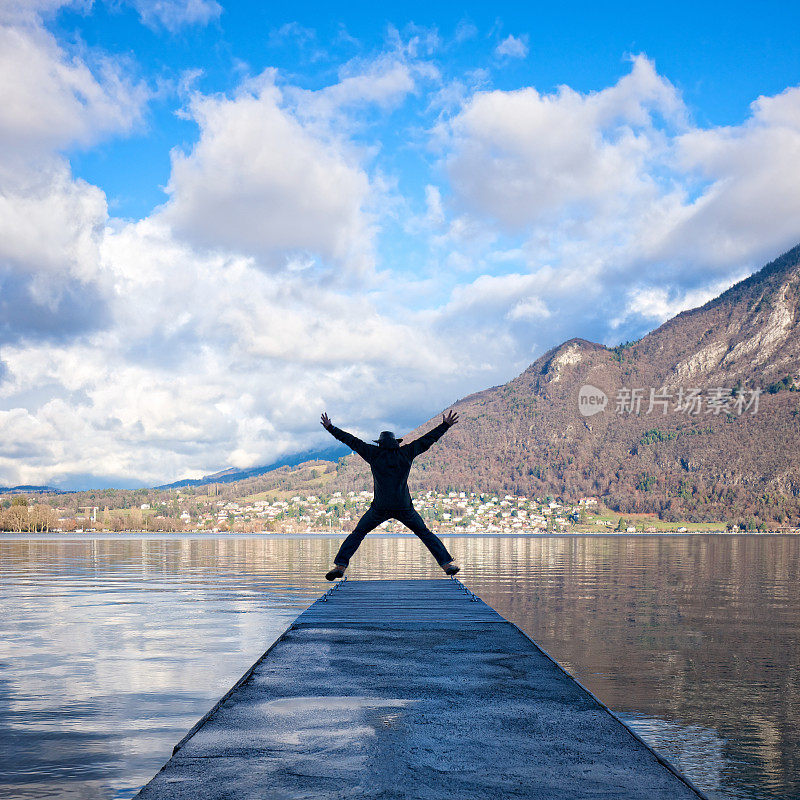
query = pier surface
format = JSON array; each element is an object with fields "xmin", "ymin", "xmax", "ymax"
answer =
[{"xmin": 137, "ymin": 579, "xmax": 706, "ymax": 799}]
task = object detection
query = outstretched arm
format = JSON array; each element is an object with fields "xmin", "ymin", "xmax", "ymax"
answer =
[
  {"xmin": 320, "ymin": 412, "xmax": 373, "ymax": 461},
  {"xmin": 406, "ymin": 410, "xmax": 459, "ymax": 459}
]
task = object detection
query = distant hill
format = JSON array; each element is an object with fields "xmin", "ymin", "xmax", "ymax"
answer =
[
  {"xmin": 155, "ymin": 445, "xmax": 348, "ymax": 489},
  {"xmin": 0, "ymin": 485, "xmax": 60, "ymax": 495},
  {"xmin": 331, "ymin": 244, "xmax": 800, "ymax": 525}
]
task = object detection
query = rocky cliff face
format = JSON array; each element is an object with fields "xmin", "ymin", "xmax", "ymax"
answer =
[{"xmin": 333, "ymin": 245, "xmax": 800, "ymax": 525}]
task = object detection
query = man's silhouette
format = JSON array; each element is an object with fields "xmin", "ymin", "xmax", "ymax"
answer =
[{"xmin": 320, "ymin": 410, "xmax": 460, "ymax": 580}]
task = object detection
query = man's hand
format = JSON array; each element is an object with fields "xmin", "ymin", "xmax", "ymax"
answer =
[
  {"xmin": 320, "ymin": 412, "xmax": 334, "ymax": 431},
  {"xmin": 443, "ymin": 409, "xmax": 459, "ymax": 427}
]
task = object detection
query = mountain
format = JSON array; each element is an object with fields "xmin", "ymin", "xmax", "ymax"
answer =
[
  {"xmin": 0, "ymin": 485, "xmax": 60, "ymax": 494},
  {"xmin": 156, "ymin": 445, "xmax": 348, "ymax": 490},
  {"xmin": 332, "ymin": 244, "xmax": 800, "ymax": 525}
]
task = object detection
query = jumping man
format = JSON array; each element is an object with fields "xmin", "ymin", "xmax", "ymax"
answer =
[{"xmin": 320, "ymin": 410, "xmax": 461, "ymax": 580}]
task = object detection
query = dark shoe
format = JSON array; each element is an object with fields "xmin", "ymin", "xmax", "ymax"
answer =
[
  {"xmin": 442, "ymin": 562, "xmax": 460, "ymax": 576},
  {"xmin": 325, "ymin": 566, "xmax": 346, "ymax": 581}
]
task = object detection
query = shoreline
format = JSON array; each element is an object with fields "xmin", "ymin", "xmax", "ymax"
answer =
[{"xmin": 2, "ymin": 530, "xmax": 798, "ymax": 541}]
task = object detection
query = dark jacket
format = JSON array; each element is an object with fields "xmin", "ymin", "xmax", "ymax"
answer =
[{"xmin": 328, "ymin": 421, "xmax": 451, "ymax": 510}]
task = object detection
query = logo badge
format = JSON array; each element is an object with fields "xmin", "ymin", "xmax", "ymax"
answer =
[{"xmin": 578, "ymin": 384, "xmax": 608, "ymax": 417}]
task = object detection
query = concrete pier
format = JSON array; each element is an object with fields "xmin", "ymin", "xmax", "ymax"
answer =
[{"xmin": 136, "ymin": 578, "xmax": 707, "ymax": 799}]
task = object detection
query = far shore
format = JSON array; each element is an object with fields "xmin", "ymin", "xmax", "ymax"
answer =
[{"xmin": 3, "ymin": 529, "xmax": 799, "ymax": 539}]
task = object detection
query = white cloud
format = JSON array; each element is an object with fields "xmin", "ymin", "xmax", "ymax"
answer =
[
  {"xmin": 0, "ymin": 215, "xmax": 467, "ymax": 486},
  {"xmin": 424, "ymin": 184, "xmax": 445, "ymax": 226},
  {"xmin": 6, "ymin": 0, "xmax": 224, "ymax": 32},
  {"xmin": 613, "ymin": 276, "xmax": 746, "ymax": 328},
  {"xmin": 269, "ymin": 22, "xmax": 316, "ymax": 47},
  {"xmin": 440, "ymin": 55, "xmax": 800, "ymax": 291},
  {"xmin": 428, "ymin": 56, "xmax": 800, "ymax": 360},
  {"xmin": 296, "ymin": 57, "xmax": 417, "ymax": 117},
  {"xmin": 444, "ymin": 55, "xmax": 683, "ymax": 231},
  {"xmin": 125, "ymin": 0, "xmax": 222, "ymax": 32},
  {"xmin": 651, "ymin": 86, "xmax": 800, "ymax": 269},
  {"xmin": 0, "ymin": 0, "xmax": 91, "ymax": 23},
  {"xmin": 0, "ymin": 16, "xmax": 148, "ymax": 158},
  {"xmin": 0, "ymin": 161, "xmax": 106, "ymax": 282},
  {"xmin": 495, "ymin": 34, "xmax": 528, "ymax": 59},
  {"xmin": 162, "ymin": 72, "xmax": 376, "ymax": 273},
  {"xmin": 454, "ymin": 19, "xmax": 478, "ymax": 44},
  {"xmin": 0, "ymin": 4, "xmax": 147, "ymax": 345},
  {"xmin": 0, "ymin": 41, "xmax": 466, "ymax": 487},
  {"xmin": 507, "ymin": 296, "xmax": 550, "ymax": 320}
]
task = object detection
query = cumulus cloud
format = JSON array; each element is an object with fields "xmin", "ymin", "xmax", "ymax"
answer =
[
  {"xmin": 436, "ymin": 55, "xmax": 800, "ymax": 338},
  {"xmin": 613, "ymin": 275, "xmax": 747, "ymax": 328},
  {"xmin": 0, "ymin": 216, "xmax": 465, "ymax": 486},
  {"xmin": 0, "ymin": 37, "xmax": 461, "ymax": 487},
  {"xmin": 495, "ymin": 34, "xmax": 528, "ymax": 59},
  {"xmin": 431, "ymin": 264, "xmax": 611, "ymax": 368},
  {"xmin": 0, "ymin": 163, "xmax": 110, "ymax": 341},
  {"xmin": 0, "ymin": 16, "xmax": 147, "ymax": 158},
  {"xmin": 441, "ymin": 53, "xmax": 800, "ymax": 290},
  {"xmin": 162, "ymin": 72, "xmax": 376, "ymax": 273},
  {"xmin": 0, "ymin": 162, "xmax": 106, "ymax": 280},
  {"xmin": 445, "ymin": 55, "xmax": 684, "ymax": 230},
  {"xmin": 0, "ymin": 3, "xmax": 147, "ymax": 346},
  {"xmin": 162, "ymin": 51, "xmax": 426, "ymax": 273},
  {"xmin": 652, "ymin": 86, "xmax": 800, "ymax": 269}
]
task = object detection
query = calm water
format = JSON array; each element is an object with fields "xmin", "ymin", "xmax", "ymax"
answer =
[{"xmin": 0, "ymin": 534, "xmax": 798, "ymax": 799}]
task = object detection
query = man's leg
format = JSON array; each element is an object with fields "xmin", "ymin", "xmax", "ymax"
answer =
[
  {"xmin": 394, "ymin": 508, "xmax": 454, "ymax": 567},
  {"xmin": 333, "ymin": 506, "xmax": 390, "ymax": 567}
]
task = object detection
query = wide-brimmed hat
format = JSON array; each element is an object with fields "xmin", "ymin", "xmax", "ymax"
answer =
[{"xmin": 373, "ymin": 430, "xmax": 403, "ymax": 446}]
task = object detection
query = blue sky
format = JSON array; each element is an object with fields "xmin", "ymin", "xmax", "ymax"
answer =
[{"xmin": 1, "ymin": 0, "xmax": 800, "ymax": 489}]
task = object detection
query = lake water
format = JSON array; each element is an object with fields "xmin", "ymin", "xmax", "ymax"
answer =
[{"xmin": 0, "ymin": 534, "xmax": 797, "ymax": 799}]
